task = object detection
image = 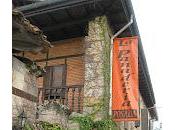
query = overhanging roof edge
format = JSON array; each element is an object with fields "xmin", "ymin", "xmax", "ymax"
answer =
[
  {"xmin": 15, "ymin": 0, "xmax": 104, "ymax": 17},
  {"xmin": 125, "ymin": 0, "xmax": 158, "ymax": 120}
]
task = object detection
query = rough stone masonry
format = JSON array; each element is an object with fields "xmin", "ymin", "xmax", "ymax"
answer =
[
  {"xmin": 12, "ymin": 57, "xmax": 38, "ymax": 126},
  {"xmin": 83, "ymin": 16, "xmax": 111, "ymax": 120}
]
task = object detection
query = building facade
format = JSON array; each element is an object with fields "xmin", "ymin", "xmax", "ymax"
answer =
[{"xmin": 12, "ymin": 0, "xmax": 158, "ymax": 130}]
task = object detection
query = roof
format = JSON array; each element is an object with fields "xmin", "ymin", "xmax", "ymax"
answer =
[
  {"xmin": 15, "ymin": 0, "xmax": 136, "ymax": 41},
  {"xmin": 12, "ymin": 10, "xmax": 52, "ymax": 52},
  {"xmin": 14, "ymin": 0, "xmax": 158, "ymax": 120}
]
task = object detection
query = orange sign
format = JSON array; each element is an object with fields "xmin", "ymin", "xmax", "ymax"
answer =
[{"xmin": 112, "ymin": 36, "xmax": 139, "ymax": 121}]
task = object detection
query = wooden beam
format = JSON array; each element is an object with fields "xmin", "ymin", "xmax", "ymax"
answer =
[
  {"xmin": 35, "ymin": 53, "xmax": 85, "ymax": 62},
  {"xmin": 12, "ymin": 87, "xmax": 37, "ymax": 102}
]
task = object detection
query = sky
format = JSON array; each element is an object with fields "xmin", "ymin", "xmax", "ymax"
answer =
[{"xmin": 132, "ymin": 0, "xmax": 175, "ymax": 129}]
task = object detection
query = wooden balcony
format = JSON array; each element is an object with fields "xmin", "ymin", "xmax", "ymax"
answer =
[{"xmin": 38, "ymin": 85, "xmax": 83, "ymax": 113}]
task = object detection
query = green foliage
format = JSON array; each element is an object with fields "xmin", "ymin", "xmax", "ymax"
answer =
[
  {"xmin": 71, "ymin": 116, "xmax": 118, "ymax": 130},
  {"xmin": 24, "ymin": 122, "xmax": 34, "ymax": 130},
  {"xmin": 23, "ymin": 121, "xmax": 64, "ymax": 130},
  {"xmin": 99, "ymin": 16, "xmax": 111, "ymax": 118},
  {"xmin": 71, "ymin": 116, "xmax": 94, "ymax": 130},
  {"xmin": 38, "ymin": 121, "xmax": 63, "ymax": 130},
  {"xmin": 94, "ymin": 119, "xmax": 117, "ymax": 130},
  {"xmin": 26, "ymin": 62, "xmax": 45, "ymax": 77}
]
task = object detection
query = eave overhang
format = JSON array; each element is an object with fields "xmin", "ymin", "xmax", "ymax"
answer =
[{"xmin": 12, "ymin": 10, "xmax": 52, "ymax": 53}]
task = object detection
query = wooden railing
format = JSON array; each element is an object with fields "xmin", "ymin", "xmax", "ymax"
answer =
[{"xmin": 38, "ymin": 85, "xmax": 83, "ymax": 113}]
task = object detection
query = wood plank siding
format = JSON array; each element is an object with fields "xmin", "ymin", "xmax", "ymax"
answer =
[{"xmin": 16, "ymin": 37, "xmax": 85, "ymax": 112}]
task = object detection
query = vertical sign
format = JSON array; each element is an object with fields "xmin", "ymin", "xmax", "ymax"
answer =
[{"xmin": 112, "ymin": 36, "xmax": 139, "ymax": 121}]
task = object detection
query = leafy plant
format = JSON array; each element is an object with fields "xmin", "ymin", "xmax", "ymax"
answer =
[
  {"xmin": 71, "ymin": 116, "xmax": 118, "ymax": 130},
  {"xmin": 38, "ymin": 121, "xmax": 63, "ymax": 130},
  {"xmin": 71, "ymin": 116, "xmax": 94, "ymax": 130},
  {"xmin": 26, "ymin": 62, "xmax": 45, "ymax": 77},
  {"xmin": 94, "ymin": 119, "xmax": 117, "ymax": 130},
  {"xmin": 24, "ymin": 122, "xmax": 34, "ymax": 130},
  {"xmin": 22, "ymin": 121, "xmax": 64, "ymax": 130}
]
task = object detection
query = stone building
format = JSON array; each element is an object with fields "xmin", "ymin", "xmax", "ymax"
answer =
[
  {"xmin": 12, "ymin": 0, "xmax": 158, "ymax": 130},
  {"xmin": 12, "ymin": 10, "xmax": 51, "ymax": 128}
]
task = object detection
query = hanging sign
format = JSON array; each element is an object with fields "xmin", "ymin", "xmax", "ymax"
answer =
[{"xmin": 112, "ymin": 36, "xmax": 139, "ymax": 121}]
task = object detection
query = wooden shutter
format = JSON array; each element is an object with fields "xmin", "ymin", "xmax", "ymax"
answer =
[{"xmin": 44, "ymin": 65, "xmax": 66, "ymax": 99}]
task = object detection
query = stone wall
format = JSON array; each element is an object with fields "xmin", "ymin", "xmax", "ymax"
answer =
[
  {"xmin": 37, "ymin": 100, "xmax": 85, "ymax": 130},
  {"xmin": 37, "ymin": 101, "xmax": 69, "ymax": 129},
  {"xmin": 82, "ymin": 16, "xmax": 152, "ymax": 129},
  {"xmin": 83, "ymin": 16, "xmax": 111, "ymax": 120},
  {"xmin": 12, "ymin": 57, "xmax": 38, "ymax": 126}
]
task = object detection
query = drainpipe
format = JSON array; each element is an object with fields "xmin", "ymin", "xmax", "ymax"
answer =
[{"xmin": 109, "ymin": 15, "xmax": 134, "ymax": 117}]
